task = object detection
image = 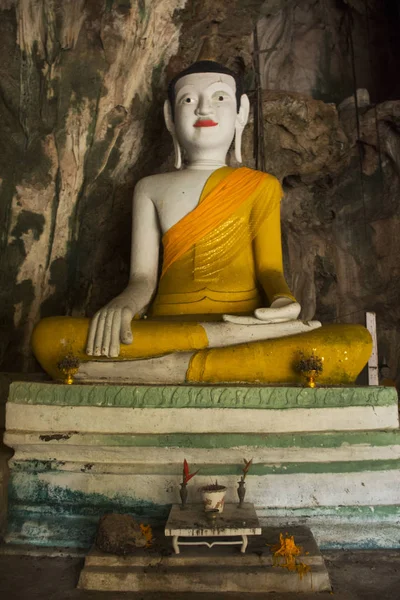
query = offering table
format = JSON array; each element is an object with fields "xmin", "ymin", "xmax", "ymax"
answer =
[{"xmin": 165, "ymin": 503, "xmax": 261, "ymax": 554}]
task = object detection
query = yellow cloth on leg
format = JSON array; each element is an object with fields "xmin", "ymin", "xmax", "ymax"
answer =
[
  {"xmin": 32, "ymin": 317, "xmax": 209, "ymax": 381},
  {"xmin": 186, "ymin": 324, "xmax": 372, "ymax": 385},
  {"xmin": 32, "ymin": 317, "xmax": 371, "ymax": 385}
]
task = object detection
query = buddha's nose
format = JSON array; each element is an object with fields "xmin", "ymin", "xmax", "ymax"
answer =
[{"xmin": 195, "ymin": 96, "xmax": 213, "ymax": 116}]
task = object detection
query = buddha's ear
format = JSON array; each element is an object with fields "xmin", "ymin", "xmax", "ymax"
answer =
[
  {"xmin": 234, "ymin": 94, "xmax": 250, "ymax": 163},
  {"xmin": 163, "ymin": 99, "xmax": 175, "ymax": 133},
  {"xmin": 164, "ymin": 99, "xmax": 182, "ymax": 169}
]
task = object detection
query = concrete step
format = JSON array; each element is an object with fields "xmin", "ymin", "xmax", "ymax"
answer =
[{"xmin": 78, "ymin": 526, "xmax": 332, "ymax": 593}]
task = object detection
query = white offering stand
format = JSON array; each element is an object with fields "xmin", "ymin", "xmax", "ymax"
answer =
[{"xmin": 165, "ymin": 503, "xmax": 261, "ymax": 555}]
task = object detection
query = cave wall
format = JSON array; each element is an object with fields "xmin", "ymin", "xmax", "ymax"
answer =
[
  {"xmin": 0, "ymin": 0, "xmax": 399, "ymax": 383},
  {"xmin": 252, "ymin": 0, "xmax": 400, "ymax": 383},
  {"xmin": 257, "ymin": 0, "xmax": 400, "ymax": 103},
  {"xmin": 0, "ymin": 0, "xmax": 189, "ymax": 369}
]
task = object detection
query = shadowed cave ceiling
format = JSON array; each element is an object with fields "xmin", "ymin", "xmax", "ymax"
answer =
[{"xmin": 0, "ymin": 0, "xmax": 399, "ymax": 384}]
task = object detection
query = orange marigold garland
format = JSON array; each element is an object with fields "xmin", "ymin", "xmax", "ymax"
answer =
[
  {"xmin": 140, "ymin": 524, "xmax": 153, "ymax": 547},
  {"xmin": 270, "ymin": 533, "xmax": 311, "ymax": 579}
]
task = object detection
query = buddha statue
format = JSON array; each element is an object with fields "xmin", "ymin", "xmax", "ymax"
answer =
[{"xmin": 32, "ymin": 58, "xmax": 372, "ymax": 385}]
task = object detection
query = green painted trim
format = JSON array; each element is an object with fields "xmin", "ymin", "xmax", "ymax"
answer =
[
  {"xmin": 8, "ymin": 475, "xmax": 169, "ymax": 516},
  {"xmin": 10, "ymin": 458, "xmax": 400, "ymax": 476},
  {"xmin": 7, "ymin": 505, "xmax": 400, "ymax": 550},
  {"xmin": 257, "ymin": 505, "xmax": 400, "ymax": 518},
  {"xmin": 8, "ymin": 382, "xmax": 398, "ymax": 410},
  {"xmin": 27, "ymin": 429, "xmax": 400, "ymax": 449},
  {"xmin": 7, "ymin": 470, "xmax": 400, "ymax": 549},
  {"xmin": 10, "ymin": 500, "xmax": 400, "ymax": 521}
]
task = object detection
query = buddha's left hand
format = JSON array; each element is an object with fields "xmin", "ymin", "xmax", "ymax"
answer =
[{"xmin": 222, "ymin": 297, "xmax": 301, "ymax": 325}]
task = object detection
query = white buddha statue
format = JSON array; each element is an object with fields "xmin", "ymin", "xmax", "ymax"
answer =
[{"xmin": 32, "ymin": 59, "xmax": 371, "ymax": 384}]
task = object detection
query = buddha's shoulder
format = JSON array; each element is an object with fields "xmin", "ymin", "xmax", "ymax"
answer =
[
  {"xmin": 135, "ymin": 171, "xmax": 184, "ymax": 197},
  {"xmin": 135, "ymin": 171, "xmax": 177, "ymax": 192},
  {"xmin": 245, "ymin": 168, "xmax": 280, "ymax": 182},
  {"xmin": 239, "ymin": 167, "xmax": 279, "ymax": 184}
]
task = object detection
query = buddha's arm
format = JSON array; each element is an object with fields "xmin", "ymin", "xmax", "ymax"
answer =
[
  {"xmin": 127, "ymin": 180, "xmax": 161, "ymax": 313},
  {"xmin": 86, "ymin": 181, "xmax": 160, "ymax": 357},
  {"xmin": 254, "ymin": 196, "xmax": 296, "ymax": 305},
  {"xmin": 223, "ymin": 185, "xmax": 302, "ymax": 325}
]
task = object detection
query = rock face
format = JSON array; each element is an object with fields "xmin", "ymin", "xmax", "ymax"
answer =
[
  {"xmin": 257, "ymin": 0, "xmax": 400, "ymax": 103},
  {"xmin": 0, "ymin": 0, "xmax": 188, "ymax": 370},
  {"xmin": 0, "ymin": 0, "xmax": 399, "ymax": 384},
  {"xmin": 252, "ymin": 91, "xmax": 400, "ymax": 383},
  {"xmin": 246, "ymin": 91, "xmax": 350, "ymax": 181}
]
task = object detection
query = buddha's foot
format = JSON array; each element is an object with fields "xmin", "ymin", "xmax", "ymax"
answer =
[
  {"xmin": 75, "ymin": 353, "xmax": 191, "ymax": 384},
  {"xmin": 202, "ymin": 319, "xmax": 322, "ymax": 347}
]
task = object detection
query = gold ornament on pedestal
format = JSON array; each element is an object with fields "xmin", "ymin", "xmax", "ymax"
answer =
[
  {"xmin": 57, "ymin": 355, "xmax": 80, "ymax": 385},
  {"xmin": 296, "ymin": 351, "xmax": 324, "ymax": 388}
]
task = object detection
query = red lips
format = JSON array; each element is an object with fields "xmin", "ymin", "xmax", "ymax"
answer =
[{"xmin": 194, "ymin": 119, "xmax": 218, "ymax": 127}]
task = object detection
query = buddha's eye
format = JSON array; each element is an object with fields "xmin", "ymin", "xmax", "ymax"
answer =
[
  {"xmin": 212, "ymin": 91, "xmax": 231, "ymax": 103},
  {"xmin": 180, "ymin": 96, "xmax": 195, "ymax": 104}
]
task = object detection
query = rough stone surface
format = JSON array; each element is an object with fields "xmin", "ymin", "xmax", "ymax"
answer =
[
  {"xmin": 95, "ymin": 514, "xmax": 147, "ymax": 555},
  {"xmin": 279, "ymin": 96, "xmax": 400, "ymax": 382},
  {"xmin": 243, "ymin": 86, "xmax": 400, "ymax": 383},
  {"xmin": 257, "ymin": 0, "xmax": 400, "ymax": 103},
  {"xmin": 248, "ymin": 90, "xmax": 350, "ymax": 181}
]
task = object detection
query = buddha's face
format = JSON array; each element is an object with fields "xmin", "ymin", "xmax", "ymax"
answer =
[{"xmin": 173, "ymin": 72, "xmax": 239, "ymax": 153}]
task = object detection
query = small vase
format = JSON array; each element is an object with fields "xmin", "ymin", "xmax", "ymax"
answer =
[
  {"xmin": 237, "ymin": 480, "xmax": 246, "ymax": 508},
  {"xmin": 201, "ymin": 485, "xmax": 227, "ymax": 513},
  {"xmin": 304, "ymin": 369, "xmax": 317, "ymax": 388},
  {"xmin": 179, "ymin": 482, "xmax": 188, "ymax": 509}
]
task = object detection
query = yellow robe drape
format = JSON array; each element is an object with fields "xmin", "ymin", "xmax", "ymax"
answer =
[{"xmin": 150, "ymin": 166, "xmax": 296, "ymax": 319}]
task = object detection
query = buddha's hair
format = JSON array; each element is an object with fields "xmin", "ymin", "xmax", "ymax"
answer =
[{"xmin": 167, "ymin": 60, "xmax": 243, "ymax": 119}]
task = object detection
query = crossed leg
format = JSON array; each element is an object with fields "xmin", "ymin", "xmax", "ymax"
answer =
[{"xmin": 76, "ymin": 319, "xmax": 321, "ymax": 384}]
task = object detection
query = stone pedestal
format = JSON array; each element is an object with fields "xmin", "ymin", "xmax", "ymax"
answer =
[
  {"xmin": 3, "ymin": 381, "xmax": 400, "ymax": 549},
  {"xmin": 78, "ymin": 526, "xmax": 331, "ymax": 593}
]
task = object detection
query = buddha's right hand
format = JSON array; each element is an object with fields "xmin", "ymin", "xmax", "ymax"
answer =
[
  {"xmin": 86, "ymin": 294, "xmax": 138, "ymax": 358},
  {"xmin": 222, "ymin": 299, "xmax": 301, "ymax": 325}
]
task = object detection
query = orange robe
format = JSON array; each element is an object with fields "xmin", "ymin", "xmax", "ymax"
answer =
[{"xmin": 150, "ymin": 166, "xmax": 295, "ymax": 319}]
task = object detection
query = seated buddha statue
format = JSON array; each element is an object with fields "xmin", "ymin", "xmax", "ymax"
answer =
[{"xmin": 32, "ymin": 58, "xmax": 372, "ymax": 385}]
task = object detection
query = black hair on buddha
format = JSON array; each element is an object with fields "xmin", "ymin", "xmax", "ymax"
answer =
[{"xmin": 167, "ymin": 60, "xmax": 243, "ymax": 119}]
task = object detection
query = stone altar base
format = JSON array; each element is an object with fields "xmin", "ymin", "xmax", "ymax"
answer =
[
  {"xmin": 3, "ymin": 382, "xmax": 400, "ymax": 549},
  {"xmin": 78, "ymin": 526, "xmax": 331, "ymax": 593}
]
